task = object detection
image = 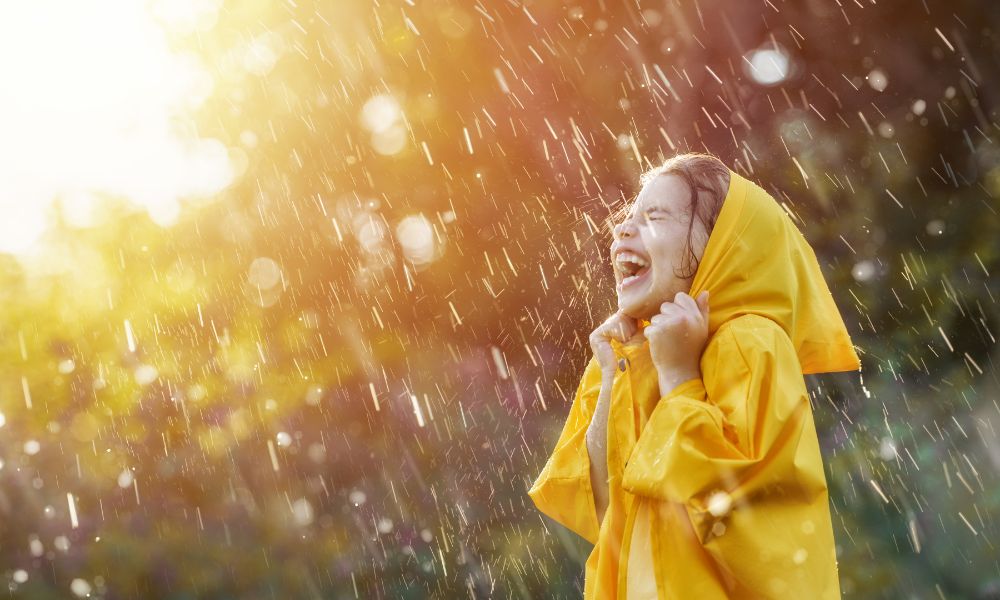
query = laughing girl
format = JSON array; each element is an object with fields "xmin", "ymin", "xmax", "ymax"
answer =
[{"xmin": 528, "ymin": 153, "xmax": 860, "ymax": 599}]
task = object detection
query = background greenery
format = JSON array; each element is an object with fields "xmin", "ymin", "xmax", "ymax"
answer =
[{"xmin": 1, "ymin": 0, "xmax": 998, "ymax": 598}]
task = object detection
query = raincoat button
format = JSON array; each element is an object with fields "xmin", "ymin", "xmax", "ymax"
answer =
[{"xmin": 618, "ymin": 358, "xmax": 627, "ymax": 372}]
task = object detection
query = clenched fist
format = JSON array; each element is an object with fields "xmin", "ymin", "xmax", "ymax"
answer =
[
  {"xmin": 590, "ymin": 310, "xmax": 641, "ymax": 373},
  {"xmin": 645, "ymin": 291, "xmax": 710, "ymax": 396}
]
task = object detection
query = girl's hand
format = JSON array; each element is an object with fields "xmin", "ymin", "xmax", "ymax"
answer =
[
  {"xmin": 590, "ymin": 311, "xmax": 640, "ymax": 373},
  {"xmin": 645, "ymin": 291, "xmax": 710, "ymax": 391}
]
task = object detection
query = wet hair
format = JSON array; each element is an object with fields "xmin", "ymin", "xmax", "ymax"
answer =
[{"xmin": 613, "ymin": 152, "xmax": 731, "ymax": 280}]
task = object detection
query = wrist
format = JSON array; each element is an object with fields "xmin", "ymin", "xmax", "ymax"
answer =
[{"xmin": 656, "ymin": 367, "xmax": 701, "ymax": 398}]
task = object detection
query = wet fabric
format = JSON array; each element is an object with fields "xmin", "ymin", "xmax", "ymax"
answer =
[{"xmin": 527, "ymin": 170, "xmax": 861, "ymax": 599}]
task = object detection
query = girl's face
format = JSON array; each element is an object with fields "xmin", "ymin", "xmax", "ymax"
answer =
[{"xmin": 611, "ymin": 174, "xmax": 710, "ymax": 320}]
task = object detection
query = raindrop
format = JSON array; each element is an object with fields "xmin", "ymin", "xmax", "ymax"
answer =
[
  {"xmin": 305, "ymin": 386, "xmax": 323, "ymax": 406},
  {"xmin": 360, "ymin": 95, "xmax": 402, "ymax": 134},
  {"xmin": 706, "ymin": 490, "xmax": 732, "ymax": 517},
  {"xmin": 118, "ymin": 469, "xmax": 134, "ymax": 489},
  {"xmin": 711, "ymin": 521, "xmax": 726, "ymax": 537},
  {"xmin": 879, "ymin": 437, "xmax": 898, "ymax": 461},
  {"xmin": 292, "ymin": 498, "xmax": 314, "ymax": 526},
  {"xmin": 371, "ymin": 124, "xmax": 408, "ymax": 156},
  {"xmin": 188, "ymin": 384, "xmax": 207, "ymax": 402},
  {"xmin": 744, "ymin": 47, "xmax": 791, "ymax": 85},
  {"xmin": 239, "ymin": 129, "xmax": 258, "ymax": 148},
  {"xmin": 247, "ymin": 257, "xmax": 282, "ymax": 289},
  {"xmin": 852, "ymin": 260, "xmax": 876, "ymax": 282},
  {"xmin": 307, "ymin": 443, "xmax": 326, "ymax": 463},
  {"xmin": 867, "ymin": 68, "xmax": 888, "ymax": 92},
  {"xmin": 70, "ymin": 578, "xmax": 92, "ymax": 597},
  {"xmin": 395, "ymin": 214, "xmax": 437, "ymax": 265},
  {"xmin": 134, "ymin": 364, "xmax": 158, "ymax": 386},
  {"xmin": 24, "ymin": 440, "xmax": 40, "ymax": 455},
  {"xmin": 377, "ymin": 517, "xmax": 394, "ymax": 534},
  {"xmin": 242, "ymin": 33, "xmax": 281, "ymax": 76},
  {"xmin": 641, "ymin": 9, "xmax": 662, "ymax": 26},
  {"xmin": 354, "ymin": 213, "xmax": 387, "ymax": 252}
]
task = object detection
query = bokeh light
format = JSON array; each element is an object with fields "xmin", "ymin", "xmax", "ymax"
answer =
[
  {"xmin": 744, "ymin": 46, "xmax": 792, "ymax": 86},
  {"xmin": 395, "ymin": 214, "xmax": 438, "ymax": 265}
]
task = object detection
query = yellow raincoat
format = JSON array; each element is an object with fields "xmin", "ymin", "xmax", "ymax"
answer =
[{"xmin": 527, "ymin": 170, "xmax": 861, "ymax": 599}]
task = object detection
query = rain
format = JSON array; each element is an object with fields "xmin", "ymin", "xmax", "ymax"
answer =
[{"xmin": 0, "ymin": 0, "xmax": 997, "ymax": 598}]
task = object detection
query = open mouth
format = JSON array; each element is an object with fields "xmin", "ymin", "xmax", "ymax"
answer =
[{"xmin": 615, "ymin": 251, "xmax": 651, "ymax": 290}]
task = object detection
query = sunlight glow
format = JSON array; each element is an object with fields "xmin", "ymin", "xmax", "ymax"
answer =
[{"xmin": 0, "ymin": 0, "xmax": 234, "ymax": 254}]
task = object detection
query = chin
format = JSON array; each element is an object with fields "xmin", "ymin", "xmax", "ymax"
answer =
[
  {"xmin": 618, "ymin": 283, "xmax": 674, "ymax": 321},
  {"xmin": 616, "ymin": 295, "xmax": 655, "ymax": 321}
]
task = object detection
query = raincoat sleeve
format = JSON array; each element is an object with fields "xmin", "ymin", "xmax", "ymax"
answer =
[
  {"xmin": 527, "ymin": 356, "xmax": 604, "ymax": 545},
  {"xmin": 621, "ymin": 315, "xmax": 841, "ymax": 596}
]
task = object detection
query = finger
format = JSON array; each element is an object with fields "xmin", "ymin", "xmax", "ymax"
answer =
[
  {"xmin": 615, "ymin": 310, "xmax": 638, "ymax": 326},
  {"xmin": 597, "ymin": 324, "xmax": 619, "ymax": 342},
  {"xmin": 674, "ymin": 292, "xmax": 699, "ymax": 317},
  {"xmin": 612, "ymin": 312, "xmax": 637, "ymax": 333},
  {"xmin": 658, "ymin": 301, "xmax": 682, "ymax": 316},
  {"xmin": 680, "ymin": 292, "xmax": 705, "ymax": 326},
  {"xmin": 610, "ymin": 321, "xmax": 633, "ymax": 342},
  {"xmin": 603, "ymin": 318, "xmax": 635, "ymax": 343},
  {"xmin": 590, "ymin": 330, "xmax": 610, "ymax": 345},
  {"xmin": 650, "ymin": 315, "xmax": 682, "ymax": 330},
  {"xmin": 697, "ymin": 290, "xmax": 710, "ymax": 320}
]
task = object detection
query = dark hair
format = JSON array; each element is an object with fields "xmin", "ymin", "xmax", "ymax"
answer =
[{"xmin": 613, "ymin": 152, "xmax": 730, "ymax": 280}]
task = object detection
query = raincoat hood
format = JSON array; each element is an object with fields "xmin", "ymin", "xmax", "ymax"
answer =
[{"xmin": 632, "ymin": 169, "xmax": 861, "ymax": 375}]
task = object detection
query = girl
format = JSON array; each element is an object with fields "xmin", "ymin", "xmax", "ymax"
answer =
[{"xmin": 528, "ymin": 153, "xmax": 861, "ymax": 599}]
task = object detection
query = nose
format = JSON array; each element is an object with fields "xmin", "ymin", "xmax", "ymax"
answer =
[{"xmin": 613, "ymin": 218, "xmax": 636, "ymax": 240}]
